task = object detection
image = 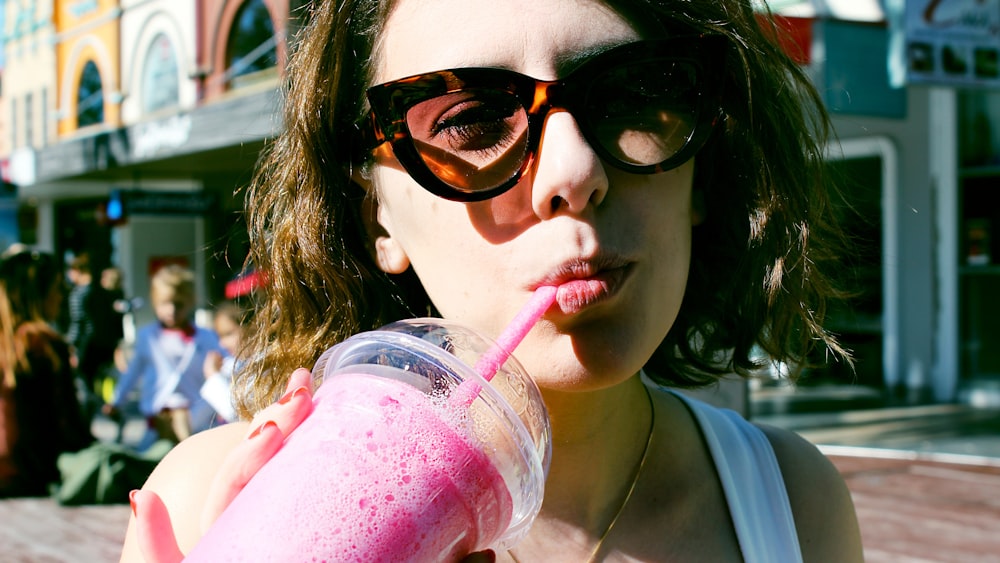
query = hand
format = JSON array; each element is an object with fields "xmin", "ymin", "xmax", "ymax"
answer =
[
  {"xmin": 130, "ymin": 368, "xmax": 506, "ymax": 563},
  {"xmin": 202, "ymin": 351, "xmax": 224, "ymax": 380},
  {"xmin": 131, "ymin": 368, "xmax": 315, "ymax": 563}
]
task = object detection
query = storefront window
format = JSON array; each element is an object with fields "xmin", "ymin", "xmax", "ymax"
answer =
[
  {"xmin": 77, "ymin": 60, "xmax": 104, "ymax": 127},
  {"xmin": 142, "ymin": 33, "xmax": 180, "ymax": 113},
  {"xmin": 225, "ymin": 0, "xmax": 277, "ymax": 88}
]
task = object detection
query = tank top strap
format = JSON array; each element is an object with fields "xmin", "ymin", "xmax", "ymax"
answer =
[{"xmin": 667, "ymin": 388, "xmax": 803, "ymax": 563}]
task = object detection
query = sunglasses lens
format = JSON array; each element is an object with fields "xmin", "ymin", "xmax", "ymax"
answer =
[
  {"xmin": 405, "ymin": 88, "xmax": 529, "ymax": 193},
  {"xmin": 587, "ymin": 59, "xmax": 702, "ymax": 167}
]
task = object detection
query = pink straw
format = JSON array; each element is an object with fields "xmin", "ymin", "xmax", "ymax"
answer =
[
  {"xmin": 474, "ymin": 285, "xmax": 557, "ymax": 381},
  {"xmin": 451, "ymin": 286, "xmax": 557, "ymax": 406}
]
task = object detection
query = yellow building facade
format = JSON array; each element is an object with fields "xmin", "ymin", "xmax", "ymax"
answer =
[{"xmin": 54, "ymin": 0, "xmax": 122, "ymax": 136}]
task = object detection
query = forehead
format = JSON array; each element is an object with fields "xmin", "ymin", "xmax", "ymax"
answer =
[
  {"xmin": 151, "ymin": 282, "xmax": 193, "ymax": 301},
  {"xmin": 215, "ymin": 314, "xmax": 240, "ymax": 332},
  {"xmin": 375, "ymin": 0, "xmax": 643, "ymax": 83}
]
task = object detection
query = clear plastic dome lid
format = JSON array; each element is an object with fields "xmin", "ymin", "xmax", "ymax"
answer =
[{"xmin": 312, "ymin": 317, "xmax": 552, "ymax": 549}]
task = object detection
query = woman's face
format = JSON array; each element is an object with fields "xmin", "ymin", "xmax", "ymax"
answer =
[{"xmin": 364, "ymin": 0, "xmax": 697, "ymax": 391}]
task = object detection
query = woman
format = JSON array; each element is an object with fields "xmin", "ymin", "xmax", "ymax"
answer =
[
  {"xmin": 125, "ymin": 0, "xmax": 863, "ymax": 560},
  {"xmin": 0, "ymin": 247, "xmax": 94, "ymax": 497}
]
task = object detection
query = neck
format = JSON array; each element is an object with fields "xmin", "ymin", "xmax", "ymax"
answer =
[{"xmin": 538, "ymin": 375, "xmax": 653, "ymax": 530}]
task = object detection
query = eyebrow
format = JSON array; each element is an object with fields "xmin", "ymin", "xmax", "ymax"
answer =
[{"xmin": 553, "ymin": 40, "xmax": 637, "ymax": 76}]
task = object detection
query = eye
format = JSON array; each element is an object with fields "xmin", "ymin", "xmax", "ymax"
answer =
[
  {"xmin": 429, "ymin": 91, "xmax": 524, "ymax": 155},
  {"xmin": 591, "ymin": 61, "xmax": 700, "ymax": 126},
  {"xmin": 407, "ymin": 89, "xmax": 525, "ymax": 159},
  {"xmin": 581, "ymin": 60, "xmax": 703, "ymax": 165}
]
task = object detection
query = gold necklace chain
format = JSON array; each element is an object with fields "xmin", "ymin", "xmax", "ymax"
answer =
[{"xmin": 509, "ymin": 386, "xmax": 656, "ymax": 563}]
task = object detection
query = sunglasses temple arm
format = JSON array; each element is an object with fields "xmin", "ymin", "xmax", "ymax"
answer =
[{"xmin": 350, "ymin": 111, "xmax": 387, "ymax": 162}]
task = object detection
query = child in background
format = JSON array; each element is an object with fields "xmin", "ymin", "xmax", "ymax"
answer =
[
  {"xmin": 199, "ymin": 300, "xmax": 249, "ymax": 425},
  {"xmin": 104, "ymin": 264, "xmax": 222, "ymax": 444}
]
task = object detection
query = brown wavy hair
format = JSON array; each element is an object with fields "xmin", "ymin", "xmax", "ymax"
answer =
[
  {"xmin": 234, "ymin": 0, "xmax": 849, "ymax": 418},
  {"xmin": 0, "ymin": 248, "xmax": 64, "ymax": 389}
]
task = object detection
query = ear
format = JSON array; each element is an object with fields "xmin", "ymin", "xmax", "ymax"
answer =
[
  {"xmin": 691, "ymin": 188, "xmax": 706, "ymax": 226},
  {"xmin": 355, "ymin": 174, "xmax": 411, "ymax": 275}
]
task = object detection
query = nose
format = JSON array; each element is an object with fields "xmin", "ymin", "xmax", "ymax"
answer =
[{"xmin": 529, "ymin": 111, "xmax": 609, "ymax": 218}]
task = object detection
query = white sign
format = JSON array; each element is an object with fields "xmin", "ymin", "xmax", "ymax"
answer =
[
  {"xmin": 132, "ymin": 114, "xmax": 192, "ymax": 159},
  {"xmin": 891, "ymin": 0, "xmax": 1000, "ymax": 87},
  {"xmin": 8, "ymin": 148, "xmax": 36, "ymax": 186}
]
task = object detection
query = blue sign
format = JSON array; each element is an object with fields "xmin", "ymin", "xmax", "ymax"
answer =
[{"xmin": 824, "ymin": 21, "xmax": 907, "ymax": 118}]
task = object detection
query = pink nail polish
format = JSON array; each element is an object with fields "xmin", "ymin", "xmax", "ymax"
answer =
[
  {"xmin": 278, "ymin": 386, "xmax": 307, "ymax": 405},
  {"xmin": 248, "ymin": 420, "xmax": 278, "ymax": 439}
]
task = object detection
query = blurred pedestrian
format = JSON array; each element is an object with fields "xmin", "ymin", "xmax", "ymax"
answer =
[
  {"xmin": 198, "ymin": 299, "xmax": 251, "ymax": 426},
  {"xmin": 100, "ymin": 266, "xmax": 127, "ymax": 325},
  {"xmin": 95, "ymin": 266, "xmax": 127, "ymax": 402},
  {"xmin": 0, "ymin": 245, "xmax": 94, "ymax": 497},
  {"xmin": 65, "ymin": 254, "xmax": 93, "ymax": 366},
  {"xmin": 66, "ymin": 254, "xmax": 121, "ymax": 401},
  {"xmin": 104, "ymin": 264, "xmax": 222, "ymax": 444}
]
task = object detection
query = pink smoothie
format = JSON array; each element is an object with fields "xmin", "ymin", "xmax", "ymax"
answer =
[{"xmin": 185, "ymin": 370, "xmax": 514, "ymax": 562}]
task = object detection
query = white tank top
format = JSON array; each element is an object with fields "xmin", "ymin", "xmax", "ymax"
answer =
[{"xmin": 669, "ymin": 389, "xmax": 803, "ymax": 563}]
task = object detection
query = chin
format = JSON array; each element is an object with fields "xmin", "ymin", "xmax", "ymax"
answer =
[
  {"xmin": 514, "ymin": 325, "xmax": 651, "ymax": 391},
  {"xmin": 519, "ymin": 352, "xmax": 640, "ymax": 394}
]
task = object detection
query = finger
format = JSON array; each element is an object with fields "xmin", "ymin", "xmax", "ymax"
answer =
[
  {"xmin": 285, "ymin": 366, "xmax": 313, "ymax": 393},
  {"xmin": 199, "ymin": 368, "xmax": 315, "ymax": 533},
  {"xmin": 200, "ymin": 420, "xmax": 285, "ymax": 531},
  {"xmin": 131, "ymin": 489, "xmax": 184, "ymax": 563},
  {"xmin": 246, "ymin": 368, "xmax": 314, "ymax": 438}
]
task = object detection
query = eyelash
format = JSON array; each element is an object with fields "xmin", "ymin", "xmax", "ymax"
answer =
[{"xmin": 430, "ymin": 102, "xmax": 521, "ymax": 157}]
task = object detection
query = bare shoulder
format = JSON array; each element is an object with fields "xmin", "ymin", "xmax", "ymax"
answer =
[
  {"xmin": 119, "ymin": 422, "xmax": 250, "ymax": 561},
  {"xmin": 755, "ymin": 423, "xmax": 864, "ymax": 562},
  {"xmin": 143, "ymin": 421, "xmax": 249, "ymax": 494}
]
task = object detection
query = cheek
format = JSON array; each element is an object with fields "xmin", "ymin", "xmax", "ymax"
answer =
[
  {"xmin": 374, "ymin": 167, "xmax": 494, "ymax": 297},
  {"xmin": 617, "ymin": 165, "xmax": 695, "ymax": 305},
  {"xmin": 614, "ymin": 162, "xmax": 695, "ymax": 235},
  {"xmin": 221, "ymin": 334, "xmax": 239, "ymax": 352}
]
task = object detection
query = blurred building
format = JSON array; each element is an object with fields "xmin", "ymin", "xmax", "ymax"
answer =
[
  {"xmin": 764, "ymin": 0, "xmax": 1000, "ymax": 406},
  {"xmin": 0, "ymin": 0, "xmax": 997, "ymax": 405},
  {"xmin": 0, "ymin": 0, "xmax": 296, "ymax": 329}
]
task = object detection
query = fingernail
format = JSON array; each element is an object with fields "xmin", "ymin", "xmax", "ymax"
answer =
[
  {"xmin": 129, "ymin": 489, "xmax": 139, "ymax": 516},
  {"xmin": 277, "ymin": 385, "xmax": 308, "ymax": 405},
  {"xmin": 248, "ymin": 420, "xmax": 278, "ymax": 439}
]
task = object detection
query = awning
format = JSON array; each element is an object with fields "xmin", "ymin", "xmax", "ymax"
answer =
[
  {"xmin": 757, "ymin": 0, "xmax": 885, "ymax": 23},
  {"xmin": 225, "ymin": 269, "xmax": 265, "ymax": 299}
]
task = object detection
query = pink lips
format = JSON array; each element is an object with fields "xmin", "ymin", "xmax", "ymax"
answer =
[{"xmin": 538, "ymin": 258, "xmax": 631, "ymax": 315}]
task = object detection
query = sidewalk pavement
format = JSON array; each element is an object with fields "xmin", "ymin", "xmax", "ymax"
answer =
[
  {"xmin": 751, "ymin": 383, "xmax": 1000, "ymax": 460},
  {"xmin": 752, "ymin": 383, "xmax": 1000, "ymax": 562}
]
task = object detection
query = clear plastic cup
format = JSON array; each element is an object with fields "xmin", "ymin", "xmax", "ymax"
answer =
[{"xmin": 186, "ymin": 318, "xmax": 551, "ymax": 562}]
